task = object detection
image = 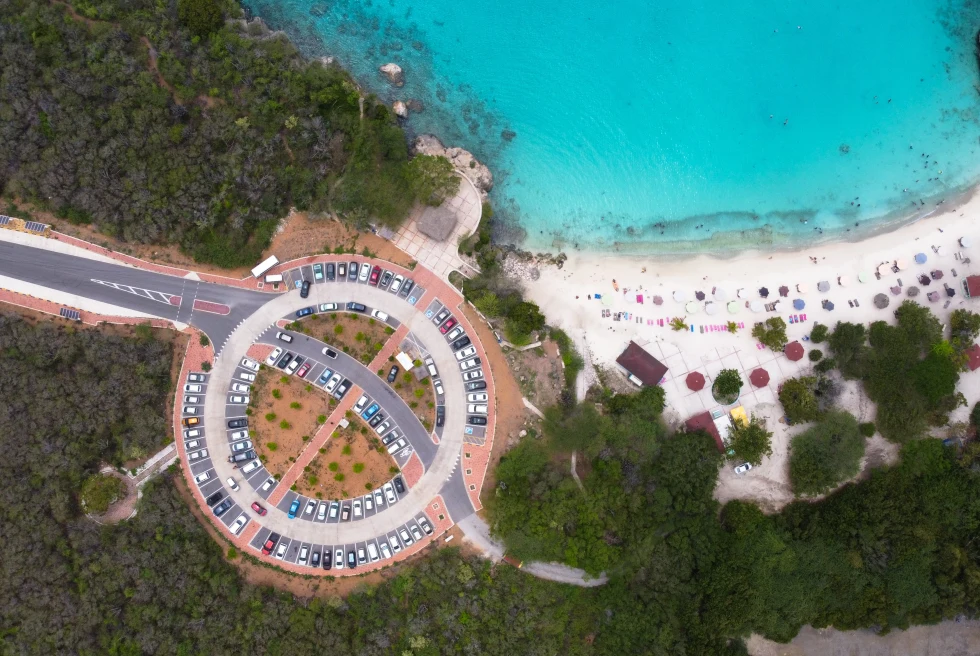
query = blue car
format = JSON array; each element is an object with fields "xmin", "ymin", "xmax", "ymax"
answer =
[
  {"xmin": 362, "ymin": 403, "xmax": 380, "ymax": 420},
  {"xmin": 288, "ymin": 499, "xmax": 300, "ymax": 519},
  {"xmin": 317, "ymin": 368, "xmax": 333, "ymax": 385},
  {"xmin": 295, "ymin": 307, "xmax": 314, "ymax": 318}
]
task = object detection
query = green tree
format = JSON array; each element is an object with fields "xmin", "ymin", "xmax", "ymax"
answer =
[
  {"xmin": 895, "ymin": 299, "xmax": 943, "ymax": 352},
  {"xmin": 949, "ymin": 309, "xmax": 980, "ymax": 352},
  {"xmin": 751, "ymin": 317, "xmax": 788, "ymax": 351},
  {"xmin": 728, "ymin": 415, "xmax": 773, "ymax": 466},
  {"xmin": 713, "ymin": 369, "xmax": 743, "ymax": 399},
  {"xmin": 177, "ymin": 0, "xmax": 224, "ymax": 38},
  {"xmin": 911, "ymin": 352, "xmax": 959, "ymax": 406},
  {"xmin": 828, "ymin": 321, "xmax": 867, "ymax": 379},
  {"xmin": 405, "ymin": 155, "xmax": 460, "ymax": 206},
  {"xmin": 506, "ymin": 301, "xmax": 545, "ymax": 342},
  {"xmin": 79, "ymin": 474, "xmax": 125, "ymax": 513},
  {"xmin": 778, "ymin": 376, "xmax": 819, "ymax": 424},
  {"xmin": 788, "ymin": 411, "xmax": 865, "ymax": 495},
  {"xmin": 809, "ymin": 323, "xmax": 829, "ymax": 344}
]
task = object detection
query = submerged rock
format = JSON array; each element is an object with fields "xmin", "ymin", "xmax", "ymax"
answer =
[
  {"xmin": 393, "ymin": 100, "xmax": 408, "ymax": 118},
  {"xmin": 413, "ymin": 134, "xmax": 493, "ymax": 198},
  {"xmin": 405, "ymin": 98, "xmax": 425, "ymax": 113},
  {"xmin": 379, "ymin": 63, "xmax": 404, "ymax": 86},
  {"xmin": 501, "ymin": 129, "xmax": 517, "ymax": 142}
]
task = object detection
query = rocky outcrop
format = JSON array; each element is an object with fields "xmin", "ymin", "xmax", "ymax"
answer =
[
  {"xmin": 392, "ymin": 100, "xmax": 408, "ymax": 118},
  {"xmin": 405, "ymin": 98, "xmax": 425, "ymax": 113},
  {"xmin": 413, "ymin": 134, "xmax": 493, "ymax": 198},
  {"xmin": 379, "ymin": 63, "xmax": 404, "ymax": 86}
]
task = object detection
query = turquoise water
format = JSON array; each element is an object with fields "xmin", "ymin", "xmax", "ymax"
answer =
[{"xmin": 245, "ymin": 0, "xmax": 980, "ymax": 253}]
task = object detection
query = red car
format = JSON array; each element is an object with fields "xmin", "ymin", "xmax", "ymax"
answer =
[
  {"xmin": 369, "ymin": 265, "xmax": 381, "ymax": 285},
  {"xmin": 297, "ymin": 362, "xmax": 312, "ymax": 378},
  {"xmin": 440, "ymin": 317, "xmax": 457, "ymax": 334},
  {"xmin": 261, "ymin": 531, "xmax": 280, "ymax": 555},
  {"xmin": 251, "ymin": 502, "xmax": 267, "ymax": 516}
]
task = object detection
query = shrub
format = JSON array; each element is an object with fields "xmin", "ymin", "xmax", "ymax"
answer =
[
  {"xmin": 355, "ymin": 331, "xmax": 366, "ymax": 342},
  {"xmin": 814, "ymin": 358, "xmax": 836, "ymax": 373},
  {"xmin": 334, "ymin": 325, "xmax": 344, "ymax": 335},
  {"xmin": 729, "ymin": 415, "xmax": 773, "ymax": 466},
  {"xmin": 779, "ymin": 377, "xmax": 819, "ymax": 424},
  {"xmin": 403, "ymin": 372, "xmax": 414, "ymax": 383},
  {"xmin": 669, "ymin": 317, "xmax": 687, "ymax": 331},
  {"xmin": 79, "ymin": 474, "xmax": 125, "ymax": 514},
  {"xmin": 971, "ymin": 402, "xmax": 980, "ymax": 429},
  {"xmin": 389, "ymin": 466, "xmax": 400, "ymax": 474},
  {"xmin": 414, "ymin": 388, "xmax": 425, "ymax": 399},
  {"xmin": 328, "ymin": 462, "xmax": 339, "ymax": 472},
  {"xmin": 290, "ymin": 401, "xmax": 301, "ymax": 410},
  {"xmin": 226, "ymin": 547, "xmax": 237, "ymax": 559},
  {"xmin": 307, "ymin": 475, "xmax": 318, "ymax": 486},
  {"xmin": 365, "ymin": 483, "xmax": 374, "ymax": 490},
  {"xmin": 279, "ymin": 376, "xmax": 289, "ymax": 384},
  {"xmin": 266, "ymin": 442, "xmax": 278, "ymax": 451},
  {"xmin": 858, "ymin": 422, "xmax": 876, "ymax": 437},
  {"xmin": 317, "ymin": 414, "xmax": 327, "ymax": 424},
  {"xmin": 301, "ymin": 435, "xmax": 310, "ymax": 442},
  {"xmin": 810, "ymin": 323, "xmax": 829, "ymax": 344},
  {"xmin": 272, "ymin": 389, "xmax": 282, "ymax": 399},
  {"xmin": 279, "ymin": 420, "xmax": 291, "ymax": 430},
  {"xmin": 342, "ymin": 445, "xmax": 352, "ymax": 456},
  {"xmin": 789, "ymin": 411, "xmax": 865, "ymax": 496},
  {"xmin": 334, "ymin": 473, "xmax": 345, "ymax": 482},
  {"xmin": 751, "ymin": 317, "xmax": 788, "ymax": 351},
  {"xmin": 808, "ymin": 349, "xmax": 823, "ymax": 362},
  {"xmin": 352, "ymin": 463, "xmax": 365, "ymax": 473},
  {"xmin": 201, "ymin": 361, "xmax": 212, "ymax": 372},
  {"xmin": 199, "ymin": 334, "xmax": 210, "ymax": 347},
  {"xmin": 265, "ymin": 412, "xmax": 277, "ymax": 422}
]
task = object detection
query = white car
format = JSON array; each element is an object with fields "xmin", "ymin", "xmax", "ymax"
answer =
[
  {"xmin": 275, "ymin": 542, "xmax": 288, "ymax": 560},
  {"xmin": 184, "ymin": 383, "xmax": 202, "ymax": 393},
  {"xmin": 374, "ymin": 489, "xmax": 385, "ymax": 507},
  {"xmin": 410, "ymin": 525, "xmax": 423, "ymax": 542},
  {"xmin": 229, "ymin": 395, "xmax": 249, "ymax": 405},
  {"xmin": 371, "ymin": 309, "xmax": 389, "ymax": 322},
  {"xmin": 455, "ymin": 346, "xmax": 477, "ymax": 361},
  {"xmin": 189, "ymin": 449, "xmax": 208, "ymax": 460},
  {"xmin": 389, "ymin": 275, "xmax": 403, "ymax": 293},
  {"xmin": 285, "ymin": 358, "xmax": 301, "ymax": 374},
  {"xmin": 184, "ymin": 396, "xmax": 200, "ymax": 404},
  {"xmin": 380, "ymin": 542, "xmax": 393, "ymax": 559},
  {"xmin": 194, "ymin": 471, "xmax": 211, "ymax": 484},
  {"xmin": 185, "ymin": 439, "xmax": 201, "ymax": 450},
  {"xmin": 399, "ymin": 528, "xmax": 414, "ymax": 545},
  {"xmin": 467, "ymin": 393, "xmax": 488, "ymax": 403},
  {"xmin": 226, "ymin": 477, "xmax": 239, "ymax": 491},
  {"xmin": 367, "ymin": 543, "xmax": 379, "ymax": 562},
  {"xmin": 374, "ymin": 420, "xmax": 391, "ymax": 435},
  {"xmin": 734, "ymin": 462, "xmax": 753, "ymax": 475},
  {"xmin": 325, "ymin": 373, "xmax": 342, "ymax": 393},
  {"xmin": 463, "ymin": 369, "xmax": 484, "ymax": 381},
  {"xmin": 184, "ymin": 428, "xmax": 202, "ymax": 439},
  {"xmin": 232, "ymin": 383, "xmax": 250, "ymax": 393},
  {"xmin": 241, "ymin": 460, "xmax": 261, "ymax": 474},
  {"xmin": 230, "ymin": 430, "xmax": 249, "ymax": 440},
  {"xmin": 183, "ymin": 406, "xmax": 198, "ymax": 415},
  {"xmin": 240, "ymin": 358, "xmax": 260, "ymax": 371},
  {"xmin": 261, "ymin": 477, "xmax": 276, "ymax": 491},
  {"xmin": 298, "ymin": 546, "xmax": 309, "ymax": 564},
  {"xmin": 384, "ymin": 483, "xmax": 396, "ymax": 504},
  {"xmin": 238, "ymin": 371, "xmax": 256, "ymax": 382},
  {"xmin": 230, "ymin": 514, "xmax": 249, "ymax": 535},
  {"xmin": 304, "ymin": 499, "xmax": 316, "ymax": 515},
  {"xmin": 334, "ymin": 549, "xmax": 344, "ymax": 569},
  {"xmin": 266, "ymin": 347, "xmax": 283, "ymax": 365},
  {"xmin": 354, "ymin": 394, "xmax": 369, "ymax": 413},
  {"xmin": 459, "ymin": 357, "xmax": 481, "ymax": 371},
  {"xmin": 353, "ymin": 500, "xmax": 362, "ymax": 518},
  {"xmin": 231, "ymin": 440, "xmax": 253, "ymax": 452},
  {"xmin": 434, "ymin": 381, "xmax": 444, "ymax": 396},
  {"xmin": 364, "ymin": 495, "xmax": 373, "ymax": 512},
  {"xmin": 319, "ymin": 303, "xmax": 338, "ymax": 312},
  {"xmin": 388, "ymin": 534, "xmax": 402, "ymax": 553},
  {"xmin": 467, "ymin": 404, "xmax": 488, "ymax": 414},
  {"xmin": 358, "ymin": 264, "xmax": 370, "ymax": 282},
  {"xmin": 276, "ymin": 331, "xmax": 293, "ymax": 343},
  {"xmin": 445, "ymin": 326, "xmax": 464, "ymax": 341},
  {"xmin": 387, "ymin": 438, "xmax": 407, "ymax": 454},
  {"xmin": 317, "ymin": 502, "xmax": 327, "ymax": 521}
]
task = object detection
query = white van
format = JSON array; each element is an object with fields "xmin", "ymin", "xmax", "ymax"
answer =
[
  {"xmin": 183, "ymin": 428, "xmax": 202, "ymax": 439},
  {"xmin": 241, "ymin": 459, "xmax": 261, "ymax": 474},
  {"xmin": 367, "ymin": 543, "xmax": 379, "ymax": 562},
  {"xmin": 264, "ymin": 273, "xmax": 284, "ymax": 284},
  {"xmin": 467, "ymin": 404, "xmax": 488, "ymax": 415},
  {"xmin": 194, "ymin": 471, "xmax": 211, "ymax": 484}
]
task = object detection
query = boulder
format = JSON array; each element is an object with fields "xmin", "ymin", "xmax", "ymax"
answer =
[
  {"xmin": 405, "ymin": 98, "xmax": 425, "ymax": 113},
  {"xmin": 379, "ymin": 63, "xmax": 404, "ymax": 86},
  {"xmin": 413, "ymin": 134, "xmax": 494, "ymax": 198},
  {"xmin": 393, "ymin": 100, "xmax": 408, "ymax": 118}
]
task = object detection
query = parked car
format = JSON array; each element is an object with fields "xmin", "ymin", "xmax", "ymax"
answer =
[
  {"xmin": 184, "ymin": 383, "xmax": 202, "ymax": 393},
  {"xmin": 380, "ymin": 542, "xmax": 392, "ymax": 559},
  {"xmin": 371, "ymin": 309, "xmax": 389, "ymax": 322},
  {"xmin": 459, "ymin": 357, "xmax": 482, "ymax": 371},
  {"xmin": 261, "ymin": 477, "xmax": 275, "ymax": 492},
  {"xmin": 275, "ymin": 350, "xmax": 291, "ymax": 368},
  {"xmin": 467, "ymin": 393, "xmax": 489, "ymax": 403},
  {"xmin": 187, "ymin": 373, "xmax": 205, "ymax": 382},
  {"xmin": 300, "ymin": 280, "xmax": 311, "ymax": 298},
  {"xmin": 317, "ymin": 368, "xmax": 334, "ymax": 385},
  {"xmin": 465, "ymin": 380, "xmax": 487, "ymax": 392},
  {"xmin": 182, "ymin": 406, "xmax": 198, "ymax": 415},
  {"xmin": 296, "ymin": 362, "xmax": 312, "ymax": 378},
  {"xmin": 388, "ymin": 438, "xmax": 407, "ymax": 455},
  {"xmin": 232, "ymin": 383, "xmax": 250, "ymax": 393},
  {"xmin": 335, "ymin": 549, "xmax": 344, "ymax": 569},
  {"xmin": 445, "ymin": 326, "xmax": 464, "ymax": 341},
  {"xmin": 399, "ymin": 279, "xmax": 414, "ymax": 297},
  {"xmin": 369, "ymin": 412, "xmax": 386, "ymax": 428},
  {"xmin": 227, "ymin": 418, "xmax": 248, "ymax": 429},
  {"xmin": 304, "ymin": 499, "xmax": 316, "ymax": 516},
  {"xmin": 318, "ymin": 302, "xmax": 338, "ymax": 312},
  {"xmin": 266, "ymin": 347, "xmax": 283, "ymax": 366},
  {"xmin": 231, "ymin": 439, "xmax": 252, "ymax": 451},
  {"xmin": 380, "ymin": 270, "xmax": 393, "ymax": 288},
  {"xmin": 194, "ymin": 471, "xmax": 211, "ymax": 484},
  {"xmin": 189, "ymin": 449, "xmax": 208, "ymax": 461},
  {"xmin": 410, "ymin": 524, "xmax": 423, "ymax": 541},
  {"xmin": 325, "ymin": 263, "xmax": 336, "ymax": 281},
  {"xmin": 468, "ymin": 416, "xmax": 488, "ymax": 426},
  {"xmin": 440, "ymin": 318, "xmax": 458, "ymax": 334},
  {"xmin": 382, "ymin": 429, "xmax": 400, "ymax": 445},
  {"xmin": 362, "ymin": 403, "xmax": 380, "ymax": 420},
  {"xmin": 241, "ymin": 460, "xmax": 261, "ymax": 474},
  {"xmin": 374, "ymin": 489, "xmax": 385, "ymax": 507},
  {"xmin": 353, "ymin": 499, "xmax": 362, "ymax": 518},
  {"xmin": 295, "ymin": 307, "xmax": 314, "ymax": 318},
  {"xmin": 436, "ymin": 406, "xmax": 445, "ymax": 427},
  {"xmin": 419, "ymin": 517, "xmax": 433, "ymax": 535},
  {"xmin": 238, "ymin": 371, "xmax": 256, "ymax": 382},
  {"xmin": 388, "ymin": 534, "xmax": 402, "ymax": 553},
  {"xmin": 348, "ymin": 550, "xmax": 357, "ymax": 568},
  {"xmin": 364, "ymin": 494, "xmax": 373, "ymax": 512},
  {"xmin": 358, "ymin": 264, "xmax": 370, "ymax": 283},
  {"xmin": 433, "ymin": 309, "xmax": 450, "ymax": 324},
  {"xmin": 317, "ymin": 502, "xmax": 327, "ymax": 521},
  {"xmin": 275, "ymin": 542, "xmax": 288, "ymax": 560},
  {"xmin": 346, "ymin": 301, "xmax": 367, "ymax": 312},
  {"xmin": 357, "ymin": 547, "xmax": 367, "ymax": 564},
  {"xmin": 251, "ymin": 502, "xmax": 267, "ymax": 516},
  {"xmin": 467, "ymin": 404, "xmax": 488, "ymax": 414},
  {"xmin": 434, "ymin": 380, "xmax": 444, "ymax": 396},
  {"xmin": 463, "ymin": 369, "xmax": 484, "ymax": 381},
  {"xmin": 182, "ymin": 417, "xmax": 200, "ymax": 427},
  {"xmin": 262, "ymin": 533, "xmax": 280, "ymax": 556},
  {"xmin": 341, "ymin": 505, "xmax": 351, "ymax": 521},
  {"xmin": 337, "ymin": 262, "xmax": 347, "ymax": 278},
  {"xmin": 287, "ymin": 499, "xmax": 300, "ymax": 518},
  {"xmin": 394, "ymin": 478, "xmax": 405, "ymax": 494},
  {"xmin": 455, "ymin": 346, "xmax": 477, "ymax": 360},
  {"xmin": 334, "ymin": 379, "xmax": 351, "ymax": 399},
  {"xmin": 734, "ymin": 463, "xmax": 753, "ymax": 475},
  {"xmin": 185, "ymin": 439, "xmax": 201, "ymax": 450},
  {"xmin": 285, "ymin": 356, "xmax": 302, "ymax": 374},
  {"xmin": 354, "ymin": 395, "xmax": 369, "ymax": 412},
  {"xmin": 325, "ymin": 373, "xmax": 342, "ymax": 393},
  {"xmin": 451, "ymin": 336, "xmax": 471, "ymax": 351},
  {"xmin": 311, "ymin": 549, "xmax": 321, "ymax": 568},
  {"xmin": 390, "ymin": 274, "xmax": 404, "ymax": 293},
  {"xmin": 369, "ymin": 265, "xmax": 381, "ymax": 285},
  {"xmin": 231, "ymin": 514, "xmax": 248, "ymax": 535},
  {"xmin": 184, "ymin": 428, "xmax": 202, "ymax": 439},
  {"xmin": 240, "ymin": 358, "xmax": 260, "ymax": 371},
  {"xmin": 399, "ymin": 528, "xmax": 414, "ymax": 545},
  {"xmin": 329, "ymin": 501, "xmax": 340, "ymax": 519},
  {"xmin": 322, "ymin": 346, "xmax": 338, "ymax": 358},
  {"xmin": 226, "ymin": 477, "xmax": 239, "ymax": 491},
  {"xmin": 374, "ymin": 420, "xmax": 391, "ymax": 435},
  {"xmin": 229, "ymin": 450, "xmax": 256, "ymax": 463},
  {"xmin": 348, "ymin": 262, "xmax": 358, "ymax": 281},
  {"xmin": 184, "ymin": 395, "xmax": 200, "ymax": 404},
  {"xmin": 229, "ymin": 395, "xmax": 249, "ymax": 404},
  {"xmin": 206, "ymin": 491, "xmax": 224, "ymax": 507},
  {"xmin": 313, "ymin": 263, "xmax": 323, "ymax": 281}
]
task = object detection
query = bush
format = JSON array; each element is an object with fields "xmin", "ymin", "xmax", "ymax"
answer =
[
  {"xmin": 352, "ymin": 463, "xmax": 365, "ymax": 473},
  {"xmin": 334, "ymin": 473, "xmax": 345, "ymax": 482},
  {"xmin": 751, "ymin": 317, "xmax": 788, "ymax": 351},
  {"xmin": 201, "ymin": 362, "xmax": 212, "ymax": 372},
  {"xmin": 279, "ymin": 420, "xmax": 291, "ymax": 430},
  {"xmin": 789, "ymin": 411, "xmax": 865, "ymax": 496},
  {"xmin": 858, "ymin": 422, "xmax": 876, "ymax": 437},
  {"xmin": 714, "ymin": 369, "xmax": 743, "ymax": 397},
  {"xmin": 266, "ymin": 442, "xmax": 278, "ymax": 452},
  {"xmin": 317, "ymin": 414, "xmax": 327, "ymax": 424},
  {"xmin": 814, "ymin": 358, "xmax": 836, "ymax": 373},
  {"xmin": 328, "ymin": 462, "xmax": 339, "ymax": 472},
  {"xmin": 779, "ymin": 376, "xmax": 819, "ymax": 424},
  {"xmin": 199, "ymin": 334, "xmax": 210, "ymax": 347},
  {"xmin": 271, "ymin": 389, "xmax": 282, "ymax": 399},
  {"xmin": 177, "ymin": 0, "xmax": 224, "ymax": 37},
  {"xmin": 342, "ymin": 445, "xmax": 352, "ymax": 456},
  {"xmin": 334, "ymin": 325, "xmax": 344, "ymax": 335},
  {"xmin": 226, "ymin": 547, "xmax": 238, "ymax": 560},
  {"xmin": 808, "ymin": 349, "xmax": 823, "ymax": 362},
  {"xmin": 79, "ymin": 474, "xmax": 125, "ymax": 514},
  {"xmin": 265, "ymin": 413, "xmax": 276, "ymax": 422},
  {"xmin": 810, "ymin": 323, "xmax": 829, "ymax": 344},
  {"xmin": 289, "ymin": 401, "xmax": 301, "ymax": 410},
  {"xmin": 729, "ymin": 415, "xmax": 773, "ymax": 466}
]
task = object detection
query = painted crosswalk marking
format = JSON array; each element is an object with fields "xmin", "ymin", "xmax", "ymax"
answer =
[{"xmin": 91, "ymin": 279, "xmax": 180, "ymax": 305}]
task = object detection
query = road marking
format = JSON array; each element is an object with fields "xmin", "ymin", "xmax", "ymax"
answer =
[{"xmin": 91, "ymin": 278, "xmax": 180, "ymax": 305}]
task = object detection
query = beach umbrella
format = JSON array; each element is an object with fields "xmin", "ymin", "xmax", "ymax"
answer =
[
  {"xmin": 625, "ymin": 293, "xmax": 635, "ymax": 304},
  {"xmin": 874, "ymin": 293, "xmax": 889, "ymax": 309},
  {"xmin": 737, "ymin": 288, "xmax": 747, "ymax": 298},
  {"xmin": 817, "ymin": 281, "xmax": 830, "ymax": 292},
  {"xmin": 784, "ymin": 341, "xmax": 805, "ymax": 362},
  {"xmin": 858, "ymin": 271, "xmax": 871, "ymax": 283},
  {"xmin": 653, "ymin": 295, "xmax": 663, "ymax": 305},
  {"xmin": 713, "ymin": 288, "xmax": 728, "ymax": 301},
  {"xmin": 797, "ymin": 283, "xmax": 809, "ymax": 293},
  {"xmin": 960, "ymin": 236, "xmax": 973, "ymax": 248},
  {"xmin": 823, "ymin": 300, "xmax": 835, "ymax": 311},
  {"xmin": 896, "ymin": 258, "xmax": 909, "ymax": 270},
  {"xmin": 749, "ymin": 368, "xmax": 770, "ymax": 387},
  {"xmin": 890, "ymin": 286, "xmax": 902, "ymax": 295},
  {"xmin": 918, "ymin": 274, "xmax": 931, "ymax": 286},
  {"xmin": 759, "ymin": 287, "xmax": 770, "ymax": 298},
  {"xmin": 931, "ymin": 270, "xmax": 944, "ymax": 280},
  {"xmin": 695, "ymin": 290, "xmax": 706, "ymax": 301},
  {"xmin": 686, "ymin": 372, "xmax": 706, "ymax": 391},
  {"xmin": 936, "ymin": 246, "xmax": 947, "ymax": 257},
  {"xmin": 877, "ymin": 263, "xmax": 892, "ymax": 276},
  {"xmin": 673, "ymin": 290, "xmax": 687, "ymax": 303},
  {"xmin": 778, "ymin": 285, "xmax": 789, "ymax": 297},
  {"xmin": 838, "ymin": 275, "xmax": 850, "ymax": 287},
  {"xmin": 601, "ymin": 295, "xmax": 613, "ymax": 306},
  {"xmin": 727, "ymin": 301, "xmax": 740, "ymax": 314},
  {"xmin": 685, "ymin": 301, "xmax": 700, "ymax": 314},
  {"xmin": 927, "ymin": 291, "xmax": 940, "ymax": 302},
  {"xmin": 914, "ymin": 253, "xmax": 928, "ymax": 264},
  {"xmin": 705, "ymin": 302, "xmax": 719, "ymax": 315},
  {"xmin": 749, "ymin": 300, "xmax": 763, "ymax": 313},
  {"xmin": 946, "ymin": 285, "xmax": 956, "ymax": 298},
  {"xmin": 907, "ymin": 286, "xmax": 920, "ymax": 297},
  {"xmin": 793, "ymin": 299, "xmax": 805, "ymax": 310}
]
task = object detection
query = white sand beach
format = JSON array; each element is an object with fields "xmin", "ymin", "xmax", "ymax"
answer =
[{"xmin": 518, "ymin": 191, "xmax": 980, "ymax": 509}]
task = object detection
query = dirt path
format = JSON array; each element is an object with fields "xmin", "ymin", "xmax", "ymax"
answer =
[{"xmin": 748, "ymin": 621, "xmax": 980, "ymax": 656}]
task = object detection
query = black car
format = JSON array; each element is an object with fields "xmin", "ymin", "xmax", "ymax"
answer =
[
  {"xmin": 386, "ymin": 365, "xmax": 399, "ymax": 383},
  {"xmin": 322, "ymin": 551, "xmax": 332, "ymax": 570},
  {"xmin": 436, "ymin": 406, "xmax": 445, "ymax": 427},
  {"xmin": 213, "ymin": 499, "xmax": 233, "ymax": 517},
  {"xmin": 347, "ymin": 550, "xmax": 356, "ymax": 568},
  {"xmin": 369, "ymin": 412, "xmax": 385, "ymax": 428},
  {"xmin": 227, "ymin": 418, "xmax": 248, "ymax": 429},
  {"xmin": 465, "ymin": 381, "xmax": 487, "ymax": 392},
  {"xmin": 346, "ymin": 302, "xmax": 367, "ymax": 312},
  {"xmin": 205, "ymin": 491, "xmax": 224, "ymax": 507},
  {"xmin": 451, "ymin": 336, "xmax": 471, "ymax": 351},
  {"xmin": 393, "ymin": 477, "xmax": 405, "ymax": 494},
  {"xmin": 276, "ymin": 353, "xmax": 293, "ymax": 369},
  {"xmin": 399, "ymin": 279, "xmax": 414, "ymax": 297},
  {"xmin": 348, "ymin": 262, "xmax": 359, "ymax": 281},
  {"xmin": 379, "ymin": 271, "xmax": 393, "ymax": 288},
  {"xmin": 300, "ymin": 279, "xmax": 311, "ymax": 298},
  {"xmin": 311, "ymin": 550, "xmax": 321, "ymax": 568},
  {"xmin": 325, "ymin": 263, "xmax": 336, "ymax": 281},
  {"xmin": 468, "ymin": 416, "xmax": 488, "ymax": 426}
]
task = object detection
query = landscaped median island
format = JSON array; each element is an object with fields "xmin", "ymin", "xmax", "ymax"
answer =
[
  {"xmin": 295, "ymin": 415, "xmax": 398, "ymax": 499},
  {"xmin": 288, "ymin": 312, "xmax": 395, "ymax": 364},
  {"xmin": 386, "ymin": 367, "xmax": 436, "ymax": 431}
]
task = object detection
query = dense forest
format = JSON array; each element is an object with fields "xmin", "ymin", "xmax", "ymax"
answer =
[{"xmin": 0, "ymin": 0, "xmax": 444, "ymax": 266}]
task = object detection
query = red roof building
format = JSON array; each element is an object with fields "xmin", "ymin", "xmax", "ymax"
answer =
[
  {"xmin": 965, "ymin": 275, "xmax": 980, "ymax": 298},
  {"xmin": 616, "ymin": 341, "xmax": 668, "ymax": 386},
  {"xmin": 966, "ymin": 343, "xmax": 980, "ymax": 372},
  {"xmin": 685, "ymin": 411, "xmax": 724, "ymax": 452}
]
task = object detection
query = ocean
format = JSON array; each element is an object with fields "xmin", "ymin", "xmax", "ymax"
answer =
[{"xmin": 243, "ymin": 0, "xmax": 980, "ymax": 254}]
